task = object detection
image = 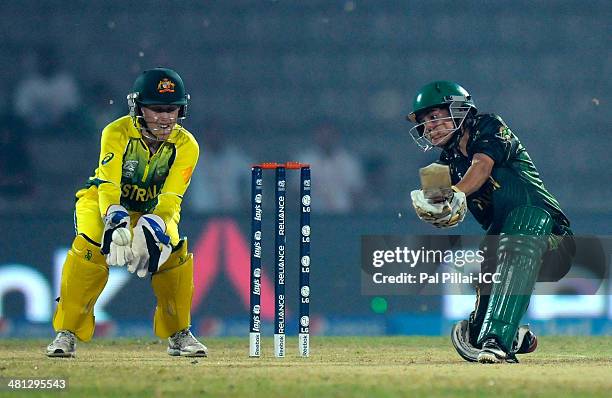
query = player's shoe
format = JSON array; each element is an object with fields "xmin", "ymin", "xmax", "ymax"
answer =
[
  {"xmin": 167, "ymin": 328, "xmax": 208, "ymax": 357},
  {"xmin": 453, "ymin": 320, "xmax": 537, "ymax": 362},
  {"xmin": 478, "ymin": 338, "xmax": 519, "ymax": 364},
  {"xmin": 46, "ymin": 330, "xmax": 76, "ymax": 358}
]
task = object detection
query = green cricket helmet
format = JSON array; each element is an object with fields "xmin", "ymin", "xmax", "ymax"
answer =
[
  {"xmin": 127, "ymin": 67, "xmax": 190, "ymax": 118},
  {"xmin": 406, "ymin": 81, "xmax": 476, "ymax": 151},
  {"xmin": 127, "ymin": 67, "xmax": 190, "ymax": 141}
]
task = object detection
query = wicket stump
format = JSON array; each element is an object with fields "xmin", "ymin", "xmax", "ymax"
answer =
[{"xmin": 249, "ymin": 162, "xmax": 311, "ymax": 358}]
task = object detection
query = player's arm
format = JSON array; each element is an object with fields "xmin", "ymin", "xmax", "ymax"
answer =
[
  {"xmin": 456, "ymin": 115, "xmax": 513, "ymax": 197},
  {"xmin": 93, "ymin": 125, "xmax": 134, "ymax": 265},
  {"xmin": 455, "ymin": 153, "xmax": 495, "ymax": 196},
  {"xmin": 96, "ymin": 126, "xmax": 127, "ymax": 216}
]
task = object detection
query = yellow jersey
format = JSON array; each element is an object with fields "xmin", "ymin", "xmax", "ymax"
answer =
[{"xmin": 84, "ymin": 115, "xmax": 199, "ymax": 227}]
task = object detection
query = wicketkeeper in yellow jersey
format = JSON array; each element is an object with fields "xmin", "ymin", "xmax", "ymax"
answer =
[{"xmin": 47, "ymin": 67, "xmax": 207, "ymax": 358}]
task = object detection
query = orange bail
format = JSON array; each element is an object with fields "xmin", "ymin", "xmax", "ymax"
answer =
[{"xmin": 253, "ymin": 162, "xmax": 310, "ymax": 169}]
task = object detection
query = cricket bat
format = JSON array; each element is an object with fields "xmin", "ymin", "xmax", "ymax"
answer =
[{"xmin": 419, "ymin": 163, "xmax": 453, "ymax": 203}]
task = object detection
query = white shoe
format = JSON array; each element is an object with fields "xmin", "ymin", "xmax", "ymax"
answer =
[
  {"xmin": 478, "ymin": 338, "xmax": 518, "ymax": 364},
  {"xmin": 46, "ymin": 330, "xmax": 76, "ymax": 358},
  {"xmin": 167, "ymin": 329, "xmax": 208, "ymax": 357}
]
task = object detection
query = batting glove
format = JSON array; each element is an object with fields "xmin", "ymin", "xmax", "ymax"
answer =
[{"xmin": 411, "ymin": 188, "xmax": 467, "ymax": 228}]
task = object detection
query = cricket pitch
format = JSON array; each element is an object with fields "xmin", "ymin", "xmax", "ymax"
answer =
[{"xmin": 0, "ymin": 336, "xmax": 610, "ymax": 397}]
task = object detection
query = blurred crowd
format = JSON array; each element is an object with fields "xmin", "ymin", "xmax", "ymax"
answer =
[
  {"xmin": 2, "ymin": 13, "xmax": 608, "ymax": 216},
  {"xmin": 0, "ymin": 45, "xmax": 119, "ymax": 212},
  {"xmin": 0, "ymin": 45, "xmax": 392, "ymax": 215}
]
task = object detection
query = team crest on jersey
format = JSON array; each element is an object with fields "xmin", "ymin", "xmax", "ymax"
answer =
[
  {"xmin": 158, "ymin": 78, "xmax": 175, "ymax": 93},
  {"xmin": 122, "ymin": 160, "xmax": 139, "ymax": 178},
  {"xmin": 497, "ymin": 126, "xmax": 512, "ymax": 141},
  {"xmin": 155, "ymin": 164, "xmax": 169, "ymax": 177}
]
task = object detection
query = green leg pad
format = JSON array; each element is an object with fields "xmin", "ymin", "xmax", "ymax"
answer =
[{"xmin": 477, "ymin": 206, "xmax": 553, "ymax": 351}]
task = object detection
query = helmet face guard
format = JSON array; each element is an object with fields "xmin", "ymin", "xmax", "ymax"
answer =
[
  {"xmin": 406, "ymin": 81, "xmax": 476, "ymax": 151},
  {"xmin": 409, "ymin": 99, "xmax": 473, "ymax": 151},
  {"xmin": 127, "ymin": 67, "xmax": 190, "ymax": 141},
  {"xmin": 127, "ymin": 92, "xmax": 190, "ymax": 141}
]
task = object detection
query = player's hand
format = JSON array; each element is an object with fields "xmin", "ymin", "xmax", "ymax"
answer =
[
  {"xmin": 411, "ymin": 189, "xmax": 451, "ymax": 221},
  {"xmin": 101, "ymin": 205, "xmax": 134, "ymax": 266},
  {"xmin": 129, "ymin": 214, "xmax": 172, "ymax": 278},
  {"xmin": 431, "ymin": 188, "xmax": 467, "ymax": 228},
  {"xmin": 411, "ymin": 188, "xmax": 467, "ymax": 228}
]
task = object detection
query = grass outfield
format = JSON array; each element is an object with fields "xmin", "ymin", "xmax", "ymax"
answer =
[{"xmin": 0, "ymin": 336, "xmax": 611, "ymax": 397}]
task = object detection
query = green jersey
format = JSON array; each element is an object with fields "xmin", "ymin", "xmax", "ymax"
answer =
[{"xmin": 439, "ymin": 114, "xmax": 570, "ymax": 234}]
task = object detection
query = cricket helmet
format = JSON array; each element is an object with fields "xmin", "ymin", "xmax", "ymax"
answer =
[
  {"xmin": 127, "ymin": 67, "xmax": 190, "ymax": 140},
  {"xmin": 406, "ymin": 81, "xmax": 476, "ymax": 151},
  {"xmin": 127, "ymin": 67, "xmax": 190, "ymax": 118}
]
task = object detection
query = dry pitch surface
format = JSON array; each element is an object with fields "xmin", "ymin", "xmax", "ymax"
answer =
[{"xmin": 0, "ymin": 336, "xmax": 611, "ymax": 397}]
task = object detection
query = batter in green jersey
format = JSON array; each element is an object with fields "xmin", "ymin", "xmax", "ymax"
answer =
[{"xmin": 407, "ymin": 81, "xmax": 575, "ymax": 364}]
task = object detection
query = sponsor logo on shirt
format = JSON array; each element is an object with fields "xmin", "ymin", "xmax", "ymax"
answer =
[{"xmin": 101, "ymin": 152, "xmax": 114, "ymax": 165}]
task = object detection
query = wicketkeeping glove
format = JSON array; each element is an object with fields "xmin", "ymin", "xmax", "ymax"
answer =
[
  {"xmin": 100, "ymin": 205, "xmax": 134, "ymax": 266},
  {"xmin": 129, "ymin": 214, "xmax": 172, "ymax": 278}
]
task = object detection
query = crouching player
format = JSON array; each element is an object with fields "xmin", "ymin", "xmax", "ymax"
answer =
[
  {"xmin": 406, "ymin": 81, "xmax": 575, "ymax": 363},
  {"xmin": 47, "ymin": 67, "xmax": 207, "ymax": 358}
]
